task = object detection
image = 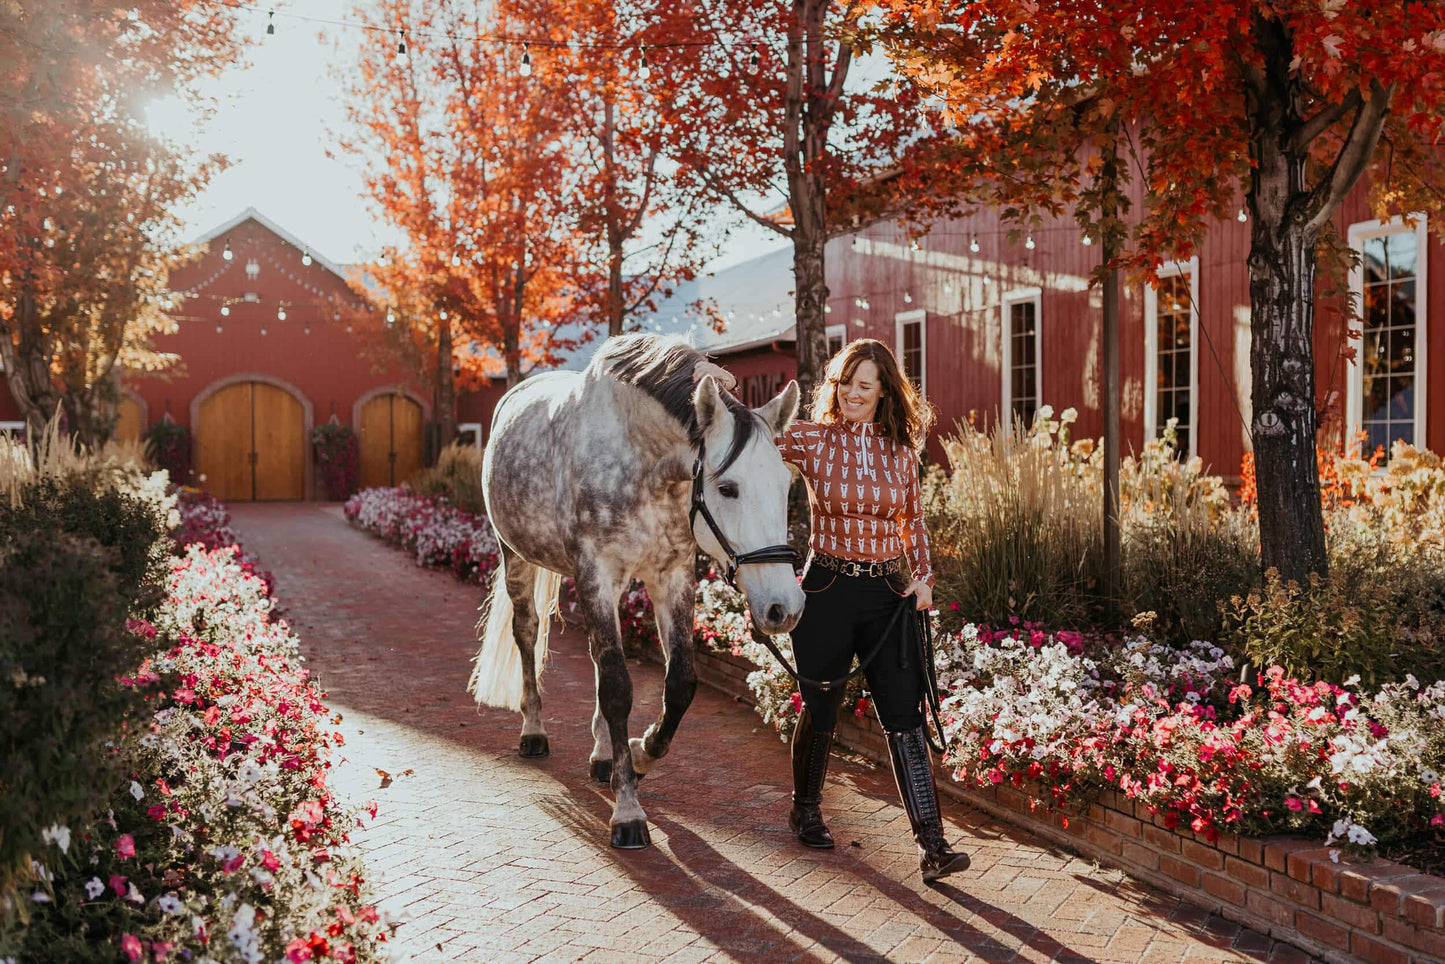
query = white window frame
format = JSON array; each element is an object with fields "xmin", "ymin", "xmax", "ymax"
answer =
[
  {"xmin": 1346, "ymin": 214, "xmax": 1428, "ymax": 454},
  {"xmin": 894, "ymin": 309, "xmax": 927, "ymax": 393},
  {"xmin": 0, "ymin": 421, "xmax": 25, "ymax": 437},
  {"xmin": 1142, "ymin": 257, "xmax": 1201, "ymax": 458},
  {"xmin": 456, "ymin": 421, "xmax": 484, "ymax": 449},
  {"xmin": 1000, "ymin": 287, "xmax": 1043, "ymax": 424},
  {"xmin": 825, "ymin": 322, "xmax": 847, "ymax": 358}
]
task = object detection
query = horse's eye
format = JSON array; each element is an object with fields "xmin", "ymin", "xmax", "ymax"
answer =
[{"xmin": 717, "ymin": 481, "xmax": 739, "ymax": 499}]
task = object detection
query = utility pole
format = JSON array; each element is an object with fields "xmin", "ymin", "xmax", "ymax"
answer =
[{"xmin": 1101, "ymin": 124, "xmax": 1122, "ymax": 623}]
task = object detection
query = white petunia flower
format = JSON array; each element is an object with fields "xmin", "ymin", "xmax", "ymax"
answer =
[
  {"xmin": 129, "ymin": 781, "xmax": 144, "ymax": 801},
  {"xmin": 84, "ymin": 877, "xmax": 104, "ymax": 899},
  {"xmin": 41, "ymin": 824, "xmax": 70, "ymax": 854},
  {"xmin": 156, "ymin": 894, "xmax": 184, "ymax": 914}
]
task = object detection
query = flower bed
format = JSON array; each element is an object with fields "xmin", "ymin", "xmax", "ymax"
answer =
[
  {"xmin": 344, "ymin": 486, "xmax": 499, "ymax": 585},
  {"xmin": 21, "ymin": 544, "xmax": 388, "ymax": 963}
]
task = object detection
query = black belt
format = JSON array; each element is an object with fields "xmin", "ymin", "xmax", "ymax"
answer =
[{"xmin": 809, "ymin": 552, "xmax": 906, "ymax": 578}]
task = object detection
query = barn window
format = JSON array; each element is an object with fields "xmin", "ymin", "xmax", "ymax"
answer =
[
  {"xmin": 1348, "ymin": 216, "xmax": 1428, "ymax": 459},
  {"xmin": 1144, "ymin": 258, "xmax": 1199, "ymax": 457},
  {"xmin": 1001, "ymin": 287, "xmax": 1041, "ymax": 428},
  {"xmin": 826, "ymin": 323, "xmax": 846, "ymax": 359},
  {"xmin": 457, "ymin": 422, "xmax": 484, "ymax": 449},
  {"xmin": 894, "ymin": 310, "xmax": 926, "ymax": 392}
]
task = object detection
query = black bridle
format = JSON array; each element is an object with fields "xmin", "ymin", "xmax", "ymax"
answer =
[{"xmin": 688, "ymin": 438, "xmax": 799, "ymax": 586}]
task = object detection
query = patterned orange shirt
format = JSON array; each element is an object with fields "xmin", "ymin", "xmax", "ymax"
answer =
[{"xmin": 777, "ymin": 419, "xmax": 934, "ymax": 586}]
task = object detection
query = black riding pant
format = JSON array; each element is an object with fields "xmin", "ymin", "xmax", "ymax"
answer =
[{"xmin": 791, "ymin": 560, "xmax": 923, "ymax": 732}]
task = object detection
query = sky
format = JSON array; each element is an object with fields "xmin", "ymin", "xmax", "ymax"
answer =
[{"xmin": 145, "ymin": 1, "xmax": 789, "ymax": 273}]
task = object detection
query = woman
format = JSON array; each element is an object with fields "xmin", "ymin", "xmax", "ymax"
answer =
[{"xmin": 695, "ymin": 340, "xmax": 969, "ymax": 883}]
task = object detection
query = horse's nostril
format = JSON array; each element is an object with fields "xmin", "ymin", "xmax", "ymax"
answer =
[{"xmin": 766, "ymin": 603, "xmax": 786, "ymax": 625}]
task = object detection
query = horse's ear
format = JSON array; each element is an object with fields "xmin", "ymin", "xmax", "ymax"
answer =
[
  {"xmin": 755, "ymin": 380, "xmax": 800, "ymax": 435},
  {"xmin": 692, "ymin": 374, "xmax": 727, "ymax": 437}
]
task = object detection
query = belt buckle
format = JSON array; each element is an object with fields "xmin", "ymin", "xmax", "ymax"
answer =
[
  {"xmin": 868, "ymin": 561, "xmax": 884, "ymax": 577},
  {"xmin": 841, "ymin": 560, "xmax": 860, "ymax": 577}
]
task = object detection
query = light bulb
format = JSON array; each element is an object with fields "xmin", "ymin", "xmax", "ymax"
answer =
[
  {"xmin": 520, "ymin": 45, "xmax": 532, "ymax": 76},
  {"xmin": 396, "ymin": 30, "xmax": 407, "ymax": 63},
  {"xmin": 638, "ymin": 46, "xmax": 651, "ymax": 80},
  {"xmin": 260, "ymin": 327, "xmax": 268, "ymax": 336},
  {"xmin": 222, "ymin": 240, "xmax": 233, "ymax": 261},
  {"xmin": 451, "ymin": 253, "xmax": 461, "ymax": 266},
  {"xmin": 266, "ymin": 10, "xmax": 274, "ymax": 35},
  {"xmin": 1238, "ymin": 208, "xmax": 1248, "ymax": 222},
  {"xmin": 1082, "ymin": 235, "xmax": 1093, "ymax": 246},
  {"xmin": 750, "ymin": 43, "xmax": 760, "ymax": 68},
  {"xmin": 439, "ymin": 309, "xmax": 448, "ymax": 320},
  {"xmin": 824, "ymin": 304, "xmax": 832, "ymax": 314},
  {"xmin": 303, "ymin": 325, "xmax": 310, "ymax": 335},
  {"xmin": 969, "ymin": 237, "xmax": 979, "ymax": 253},
  {"xmin": 277, "ymin": 307, "xmax": 286, "ymax": 320},
  {"xmin": 1025, "ymin": 235, "xmax": 1036, "ymax": 250},
  {"xmin": 302, "ymin": 249, "xmax": 312, "ymax": 266},
  {"xmin": 982, "ymin": 275, "xmax": 992, "ymax": 285},
  {"xmin": 903, "ymin": 292, "xmax": 913, "ymax": 303},
  {"xmin": 216, "ymin": 324, "xmax": 223, "ymax": 333},
  {"xmin": 386, "ymin": 311, "xmax": 395, "ymax": 324},
  {"xmin": 220, "ymin": 305, "xmax": 230, "ymax": 317}
]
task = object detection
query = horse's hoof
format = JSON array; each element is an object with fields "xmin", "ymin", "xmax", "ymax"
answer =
[
  {"xmin": 589, "ymin": 759, "xmax": 612, "ymax": 784},
  {"xmin": 610, "ymin": 819, "xmax": 651, "ymax": 849},
  {"xmin": 518, "ymin": 734, "xmax": 550, "ymax": 758}
]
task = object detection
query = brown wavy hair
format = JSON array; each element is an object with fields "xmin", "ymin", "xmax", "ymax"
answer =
[{"xmin": 810, "ymin": 338, "xmax": 934, "ymax": 450}]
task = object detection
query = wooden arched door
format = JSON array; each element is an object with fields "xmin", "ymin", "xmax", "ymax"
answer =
[
  {"xmin": 196, "ymin": 382, "xmax": 306, "ymax": 501},
  {"xmin": 114, "ymin": 396, "xmax": 144, "ymax": 444},
  {"xmin": 358, "ymin": 393, "xmax": 424, "ymax": 489}
]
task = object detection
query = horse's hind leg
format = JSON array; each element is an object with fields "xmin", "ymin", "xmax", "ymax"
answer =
[
  {"xmin": 577, "ymin": 560, "xmax": 649, "ymax": 848},
  {"xmin": 588, "ymin": 670, "xmax": 612, "ymax": 783},
  {"xmin": 629, "ymin": 567, "xmax": 698, "ymax": 778},
  {"xmin": 502, "ymin": 543, "xmax": 549, "ymax": 758}
]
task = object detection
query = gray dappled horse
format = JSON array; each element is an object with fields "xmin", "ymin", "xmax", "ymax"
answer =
[{"xmin": 470, "ymin": 335, "xmax": 805, "ymax": 848}]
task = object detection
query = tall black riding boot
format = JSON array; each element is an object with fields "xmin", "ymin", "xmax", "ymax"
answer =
[
  {"xmin": 887, "ymin": 725, "xmax": 970, "ymax": 882},
  {"xmin": 788, "ymin": 708, "xmax": 836, "ymax": 848}
]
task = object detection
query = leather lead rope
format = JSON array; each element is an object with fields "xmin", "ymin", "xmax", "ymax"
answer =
[{"xmin": 749, "ymin": 595, "xmax": 914, "ymax": 693}]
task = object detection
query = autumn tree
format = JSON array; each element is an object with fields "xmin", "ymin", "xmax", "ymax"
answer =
[
  {"xmin": 648, "ymin": 1, "xmax": 940, "ymax": 403},
  {"xmin": 0, "ymin": 1, "xmax": 247, "ymax": 443},
  {"xmin": 862, "ymin": 0, "xmax": 1445, "ymax": 583},
  {"xmin": 542, "ymin": 0, "xmax": 721, "ymax": 337},
  {"xmin": 340, "ymin": 0, "xmax": 594, "ymax": 430}
]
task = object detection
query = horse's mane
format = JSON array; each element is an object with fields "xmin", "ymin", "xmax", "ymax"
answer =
[{"xmin": 590, "ymin": 334, "xmax": 762, "ymax": 473}]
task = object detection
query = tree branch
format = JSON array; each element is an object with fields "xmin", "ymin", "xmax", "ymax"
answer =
[
  {"xmin": 1304, "ymin": 80, "xmax": 1396, "ymax": 235},
  {"xmin": 695, "ymin": 164, "xmax": 794, "ymax": 239},
  {"xmin": 1294, "ymin": 87, "xmax": 1362, "ymax": 152}
]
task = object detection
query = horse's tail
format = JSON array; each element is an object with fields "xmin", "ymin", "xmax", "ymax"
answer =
[{"xmin": 468, "ymin": 554, "xmax": 564, "ymax": 710}]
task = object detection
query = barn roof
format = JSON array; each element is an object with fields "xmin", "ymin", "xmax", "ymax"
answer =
[{"xmin": 191, "ymin": 207, "xmax": 351, "ymax": 284}]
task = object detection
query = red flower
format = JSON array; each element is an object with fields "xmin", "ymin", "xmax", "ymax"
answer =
[{"xmin": 116, "ymin": 834, "xmax": 136, "ymax": 859}]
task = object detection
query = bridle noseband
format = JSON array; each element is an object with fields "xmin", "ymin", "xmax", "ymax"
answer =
[{"xmin": 688, "ymin": 439, "xmax": 799, "ymax": 586}]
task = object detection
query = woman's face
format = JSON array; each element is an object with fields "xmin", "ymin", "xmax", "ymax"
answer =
[{"xmin": 837, "ymin": 358, "xmax": 884, "ymax": 423}]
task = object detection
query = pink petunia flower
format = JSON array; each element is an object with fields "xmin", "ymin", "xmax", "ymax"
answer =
[
  {"xmin": 120, "ymin": 933, "xmax": 143, "ymax": 962},
  {"xmin": 116, "ymin": 834, "xmax": 136, "ymax": 859}
]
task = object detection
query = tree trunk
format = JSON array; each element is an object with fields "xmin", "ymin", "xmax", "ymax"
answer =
[
  {"xmin": 436, "ymin": 313, "xmax": 456, "ymax": 449},
  {"xmin": 1100, "ymin": 128, "xmax": 1122, "ymax": 624},
  {"xmin": 791, "ymin": 209, "xmax": 828, "ymax": 412},
  {"xmin": 0, "ymin": 290, "xmax": 63, "ymax": 441},
  {"xmin": 1245, "ymin": 16, "xmax": 1330, "ymax": 583},
  {"xmin": 1247, "ymin": 225, "xmax": 1328, "ymax": 582},
  {"xmin": 602, "ymin": 96, "xmax": 625, "ymax": 338}
]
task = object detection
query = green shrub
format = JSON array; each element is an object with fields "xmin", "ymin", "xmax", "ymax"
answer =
[
  {"xmin": 0, "ymin": 530, "xmax": 144, "ymax": 924},
  {"xmin": 0, "ymin": 478, "xmax": 172, "ymax": 615}
]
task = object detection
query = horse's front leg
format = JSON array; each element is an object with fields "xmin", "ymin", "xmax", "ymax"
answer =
[
  {"xmin": 629, "ymin": 566, "xmax": 698, "ymax": 778},
  {"xmin": 577, "ymin": 561, "xmax": 650, "ymax": 849}
]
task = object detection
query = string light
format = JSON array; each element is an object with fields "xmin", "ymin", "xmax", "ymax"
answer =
[
  {"xmin": 903, "ymin": 291, "xmax": 913, "ymax": 303},
  {"xmin": 751, "ymin": 43, "xmax": 761, "ymax": 68},
  {"xmin": 220, "ymin": 305, "xmax": 230, "ymax": 316},
  {"xmin": 301, "ymin": 248, "xmax": 312, "ymax": 266},
  {"xmin": 222, "ymin": 240, "xmax": 233, "ymax": 261},
  {"xmin": 637, "ymin": 45, "xmax": 651, "ymax": 81},
  {"xmin": 451, "ymin": 252, "xmax": 461, "ymax": 266},
  {"xmin": 1237, "ymin": 208, "xmax": 1248, "ymax": 222},
  {"xmin": 395, "ymin": 29, "xmax": 407, "ymax": 63},
  {"xmin": 216, "ymin": 324, "xmax": 223, "ymax": 333},
  {"xmin": 303, "ymin": 325, "xmax": 310, "ymax": 335},
  {"xmin": 439, "ymin": 309, "xmax": 448, "ymax": 319},
  {"xmin": 277, "ymin": 306, "xmax": 286, "ymax": 320},
  {"xmin": 1025, "ymin": 235, "xmax": 1035, "ymax": 249},
  {"xmin": 266, "ymin": 10, "xmax": 274, "ymax": 35},
  {"xmin": 969, "ymin": 236, "xmax": 979, "ymax": 253},
  {"xmin": 1082, "ymin": 234, "xmax": 1093, "ymax": 246},
  {"xmin": 386, "ymin": 310, "xmax": 395, "ymax": 324},
  {"xmin": 260, "ymin": 326, "xmax": 268, "ymax": 335},
  {"xmin": 520, "ymin": 43, "xmax": 532, "ymax": 77}
]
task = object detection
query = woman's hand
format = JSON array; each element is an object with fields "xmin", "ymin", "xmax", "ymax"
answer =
[
  {"xmin": 902, "ymin": 579, "xmax": 933, "ymax": 611},
  {"xmin": 692, "ymin": 361, "xmax": 738, "ymax": 393}
]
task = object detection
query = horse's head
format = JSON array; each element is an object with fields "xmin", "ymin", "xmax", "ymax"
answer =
[{"xmin": 682, "ymin": 375, "xmax": 806, "ymax": 635}]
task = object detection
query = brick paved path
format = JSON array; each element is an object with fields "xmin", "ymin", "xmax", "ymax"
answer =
[{"xmin": 230, "ymin": 503, "xmax": 1321, "ymax": 964}]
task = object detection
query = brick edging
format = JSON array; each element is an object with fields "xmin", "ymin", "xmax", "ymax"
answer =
[{"xmin": 685, "ymin": 645, "xmax": 1445, "ymax": 964}]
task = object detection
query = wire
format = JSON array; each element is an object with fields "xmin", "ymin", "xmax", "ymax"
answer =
[{"xmin": 192, "ymin": 0, "xmax": 739, "ymax": 53}]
